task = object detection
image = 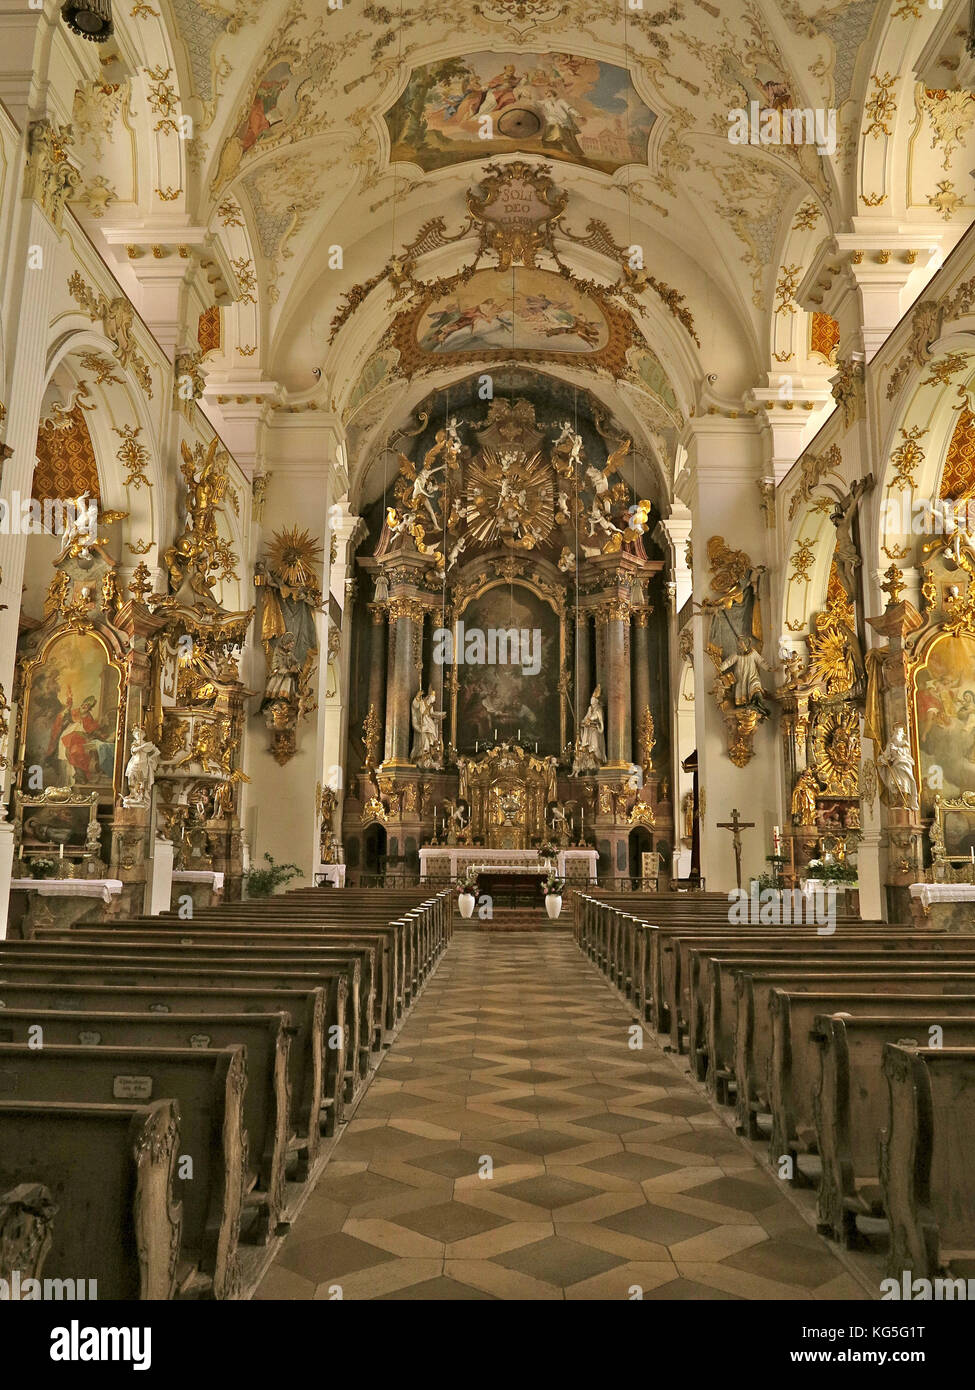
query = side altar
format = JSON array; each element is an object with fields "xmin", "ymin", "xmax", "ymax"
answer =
[{"xmin": 419, "ymin": 846, "xmax": 597, "ymax": 883}]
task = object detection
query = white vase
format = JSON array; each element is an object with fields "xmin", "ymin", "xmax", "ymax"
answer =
[
  {"xmin": 545, "ymin": 893, "xmax": 562, "ymax": 920},
  {"xmin": 458, "ymin": 891, "xmax": 476, "ymax": 919}
]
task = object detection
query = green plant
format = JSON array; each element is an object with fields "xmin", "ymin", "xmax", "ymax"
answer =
[
  {"xmin": 30, "ymin": 857, "xmax": 57, "ymax": 880},
  {"xmin": 246, "ymin": 853, "xmax": 303, "ymax": 898},
  {"xmin": 542, "ymin": 870, "xmax": 565, "ymax": 896},
  {"xmin": 805, "ymin": 858, "xmax": 858, "ymax": 885}
]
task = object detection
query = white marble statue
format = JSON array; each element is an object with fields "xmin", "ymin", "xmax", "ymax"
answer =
[
  {"xmin": 577, "ymin": 686, "xmax": 606, "ymax": 766},
  {"xmin": 720, "ymin": 637, "xmax": 773, "ymax": 709},
  {"xmin": 411, "ymin": 686, "xmax": 444, "ymax": 766},
  {"xmin": 877, "ymin": 724, "xmax": 919, "ymax": 810},
  {"xmin": 122, "ymin": 726, "xmax": 161, "ymax": 808}
]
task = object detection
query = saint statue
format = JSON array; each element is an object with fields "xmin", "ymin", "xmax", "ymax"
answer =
[
  {"xmin": 263, "ymin": 631, "xmax": 301, "ymax": 703},
  {"xmin": 410, "ymin": 686, "xmax": 444, "ymax": 767},
  {"xmin": 122, "ymin": 726, "xmax": 161, "ymax": 808},
  {"xmin": 720, "ymin": 638, "xmax": 773, "ymax": 712},
  {"xmin": 575, "ymin": 686, "xmax": 606, "ymax": 769},
  {"xmin": 790, "ymin": 768, "xmax": 819, "ymax": 826},
  {"xmin": 877, "ymin": 725, "xmax": 919, "ymax": 810}
]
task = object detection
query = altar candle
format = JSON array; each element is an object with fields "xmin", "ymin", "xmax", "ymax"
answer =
[
  {"xmin": 535, "ymin": 741, "xmax": 538, "ymax": 753},
  {"xmin": 971, "ymin": 846, "xmax": 974, "ymax": 866},
  {"xmin": 59, "ymin": 842, "xmax": 64, "ymax": 862},
  {"xmin": 518, "ymin": 728, "xmax": 521, "ymax": 741},
  {"xmin": 475, "ymin": 740, "xmax": 479, "ymax": 753},
  {"xmin": 494, "ymin": 727, "xmax": 497, "ymax": 740}
]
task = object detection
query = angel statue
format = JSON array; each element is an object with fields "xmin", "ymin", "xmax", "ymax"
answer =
[
  {"xmin": 877, "ymin": 725, "xmax": 919, "ymax": 810},
  {"xmin": 122, "ymin": 726, "xmax": 161, "ymax": 808}
]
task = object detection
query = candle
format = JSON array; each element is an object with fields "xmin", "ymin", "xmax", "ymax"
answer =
[
  {"xmin": 59, "ymin": 842, "xmax": 64, "ymax": 861},
  {"xmin": 494, "ymin": 727, "xmax": 497, "ymax": 740},
  {"xmin": 535, "ymin": 741, "xmax": 538, "ymax": 753},
  {"xmin": 518, "ymin": 728, "xmax": 522, "ymax": 741},
  {"xmin": 475, "ymin": 740, "xmax": 479, "ymax": 753},
  {"xmin": 970, "ymin": 846, "xmax": 973, "ymax": 865},
  {"xmin": 18, "ymin": 844, "xmax": 23, "ymax": 860}
]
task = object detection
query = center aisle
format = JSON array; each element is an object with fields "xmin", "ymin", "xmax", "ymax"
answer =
[{"xmin": 256, "ymin": 930, "xmax": 868, "ymax": 1301}]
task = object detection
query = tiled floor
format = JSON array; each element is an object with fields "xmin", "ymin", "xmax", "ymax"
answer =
[{"xmin": 255, "ymin": 929, "xmax": 869, "ymax": 1301}]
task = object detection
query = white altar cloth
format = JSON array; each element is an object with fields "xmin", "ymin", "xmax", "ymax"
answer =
[
  {"xmin": 910, "ymin": 883, "xmax": 975, "ymax": 911},
  {"xmin": 419, "ymin": 846, "xmax": 597, "ymax": 882},
  {"xmin": 10, "ymin": 878, "xmax": 123, "ymax": 905},
  {"xmin": 172, "ymin": 870, "xmax": 225, "ymax": 891}
]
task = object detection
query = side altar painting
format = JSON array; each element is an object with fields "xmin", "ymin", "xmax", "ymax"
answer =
[
  {"xmin": 914, "ymin": 631, "xmax": 975, "ymax": 823},
  {"xmin": 20, "ymin": 629, "xmax": 122, "ymax": 797},
  {"xmin": 385, "ymin": 52, "xmax": 656, "ymax": 176}
]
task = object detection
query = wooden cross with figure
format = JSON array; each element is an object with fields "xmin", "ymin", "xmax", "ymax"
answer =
[{"xmin": 716, "ymin": 807, "xmax": 755, "ymax": 892}]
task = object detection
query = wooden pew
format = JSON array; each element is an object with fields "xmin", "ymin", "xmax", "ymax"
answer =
[
  {"xmin": 0, "ymin": 942, "xmax": 365, "ymax": 1103},
  {"xmin": 86, "ymin": 918, "xmax": 404, "ymax": 1037},
  {"xmin": 0, "ymin": 1008, "xmax": 291, "ymax": 1243},
  {"xmin": 810, "ymin": 1013, "xmax": 975, "ymax": 1246},
  {"xmin": 730, "ymin": 965, "xmax": 975, "ymax": 1138},
  {"xmin": 32, "ymin": 930, "xmax": 385, "ymax": 1063},
  {"xmin": 0, "ymin": 958, "xmax": 348, "ymax": 1138},
  {"xmin": 0, "ymin": 979, "xmax": 326, "ymax": 1179},
  {"xmin": 679, "ymin": 932, "xmax": 950, "ymax": 1066},
  {"xmin": 0, "ymin": 1098, "xmax": 182, "ymax": 1299},
  {"xmin": 882, "ymin": 1043, "xmax": 975, "ymax": 1280},
  {"xmin": 0, "ymin": 1042, "xmax": 245, "ymax": 1299}
]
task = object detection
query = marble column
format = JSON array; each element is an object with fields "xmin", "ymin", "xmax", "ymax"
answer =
[
  {"xmin": 632, "ymin": 610, "xmax": 652, "ymax": 768},
  {"xmin": 365, "ymin": 603, "xmax": 387, "ymax": 761},
  {"xmin": 574, "ymin": 611, "xmax": 592, "ymax": 734},
  {"xmin": 384, "ymin": 596, "xmax": 423, "ymax": 766},
  {"xmin": 601, "ymin": 599, "xmax": 632, "ymax": 769}
]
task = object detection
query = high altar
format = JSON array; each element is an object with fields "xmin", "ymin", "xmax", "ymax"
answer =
[{"xmin": 340, "ymin": 371, "xmax": 674, "ymax": 881}]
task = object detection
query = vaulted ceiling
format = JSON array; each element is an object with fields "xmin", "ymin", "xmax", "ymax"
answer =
[{"xmin": 59, "ymin": 0, "xmax": 975, "ymax": 495}]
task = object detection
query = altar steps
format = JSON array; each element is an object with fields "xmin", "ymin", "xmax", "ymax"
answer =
[{"xmin": 455, "ymin": 907, "xmax": 569, "ymax": 932}]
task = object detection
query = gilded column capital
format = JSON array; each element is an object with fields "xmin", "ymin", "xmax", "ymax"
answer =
[{"xmin": 387, "ymin": 595, "xmax": 427, "ymax": 623}]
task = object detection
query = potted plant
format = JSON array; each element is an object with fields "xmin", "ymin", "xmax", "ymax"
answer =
[
  {"xmin": 456, "ymin": 865, "xmax": 478, "ymax": 919},
  {"xmin": 245, "ymin": 852, "xmax": 303, "ymax": 899},
  {"xmin": 542, "ymin": 868, "xmax": 565, "ymax": 920},
  {"xmin": 29, "ymin": 857, "xmax": 58, "ymax": 880}
]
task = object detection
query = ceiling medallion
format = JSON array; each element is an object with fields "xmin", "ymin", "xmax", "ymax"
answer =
[{"xmin": 472, "ymin": 0, "xmax": 568, "ymax": 35}]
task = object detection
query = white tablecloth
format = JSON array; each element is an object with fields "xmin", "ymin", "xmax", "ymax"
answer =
[
  {"xmin": 910, "ymin": 883, "xmax": 975, "ymax": 910},
  {"xmin": 172, "ymin": 870, "xmax": 225, "ymax": 891},
  {"xmin": 10, "ymin": 878, "xmax": 123, "ymax": 905}
]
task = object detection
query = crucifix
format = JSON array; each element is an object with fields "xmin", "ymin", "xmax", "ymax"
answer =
[{"xmin": 716, "ymin": 807, "xmax": 755, "ymax": 892}]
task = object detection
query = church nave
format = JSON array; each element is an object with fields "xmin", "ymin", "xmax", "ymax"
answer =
[{"xmin": 257, "ymin": 930, "xmax": 869, "ymax": 1302}]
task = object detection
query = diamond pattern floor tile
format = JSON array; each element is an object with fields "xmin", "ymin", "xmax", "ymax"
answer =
[{"xmin": 257, "ymin": 928, "xmax": 870, "ymax": 1300}]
